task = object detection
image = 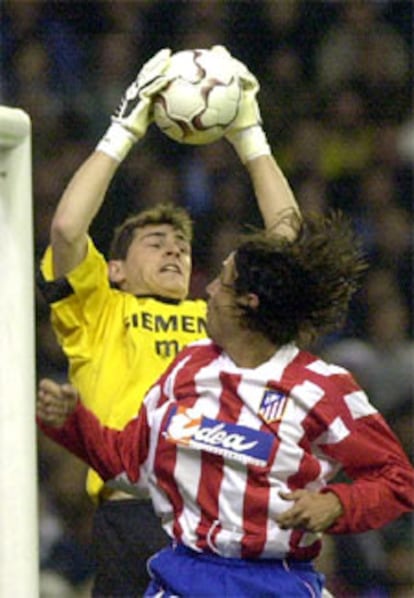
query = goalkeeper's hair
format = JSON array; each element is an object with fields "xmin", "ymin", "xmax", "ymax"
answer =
[
  {"xmin": 109, "ymin": 203, "xmax": 193, "ymax": 260},
  {"xmin": 233, "ymin": 211, "xmax": 367, "ymax": 345}
]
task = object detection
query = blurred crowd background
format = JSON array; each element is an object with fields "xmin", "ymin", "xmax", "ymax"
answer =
[{"xmin": 1, "ymin": 1, "xmax": 413, "ymax": 596}]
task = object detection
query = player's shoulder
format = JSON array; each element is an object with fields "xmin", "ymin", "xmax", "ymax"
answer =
[
  {"xmin": 158, "ymin": 338, "xmax": 219, "ymax": 388},
  {"xmin": 174, "ymin": 337, "xmax": 220, "ymax": 364},
  {"xmin": 179, "ymin": 337, "xmax": 216, "ymax": 353},
  {"xmin": 40, "ymin": 236, "xmax": 104, "ymax": 281},
  {"xmin": 303, "ymin": 351, "xmax": 351, "ymax": 377},
  {"xmin": 294, "ymin": 348, "xmax": 357, "ymax": 388},
  {"xmin": 289, "ymin": 349, "xmax": 367, "ymax": 416}
]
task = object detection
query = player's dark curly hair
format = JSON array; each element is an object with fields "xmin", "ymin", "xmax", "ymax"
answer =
[
  {"xmin": 109, "ymin": 203, "xmax": 193, "ymax": 259},
  {"xmin": 233, "ymin": 211, "xmax": 367, "ymax": 345}
]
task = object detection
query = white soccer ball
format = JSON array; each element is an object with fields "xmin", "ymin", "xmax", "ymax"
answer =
[{"xmin": 153, "ymin": 48, "xmax": 241, "ymax": 145}]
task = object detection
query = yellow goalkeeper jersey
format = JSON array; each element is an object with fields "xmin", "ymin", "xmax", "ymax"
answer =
[{"xmin": 40, "ymin": 237, "xmax": 207, "ymax": 501}]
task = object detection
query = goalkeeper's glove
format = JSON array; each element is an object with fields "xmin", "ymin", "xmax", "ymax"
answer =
[
  {"xmin": 96, "ymin": 48, "xmax": 172, "ymax": 162},
  {"xmin": 225, "ymin": 57, "xmax": 271, "ymax": 164}
]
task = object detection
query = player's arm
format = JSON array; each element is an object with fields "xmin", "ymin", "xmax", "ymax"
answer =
[
  {"xmin": 319, "ymin": 412, "xmax": 414, "ymax": 534},
  {"xmin": 274, "ymin": 415, "xmax": 414, "ymax": 534},
  {"xmin": 274, "ymin": 374, "xmax": 414, "ymax": 535},
  {"xmin": 245, "ymin": 155, "xmax": 300, "ymax": 239},
  {"xmin": 50, "ymin": 49, "xmax": 172, "ymax": 278},
  {"xmin": 224, "ymin": 51, "xmax": 301, "ymax": 239},
  {"xmin": 50, "ymin": 152, "xmax": 118, "ymax": 277},
  {"xmin": 37, "ymin": 378, "xmax": 149, "ymax": 484}
]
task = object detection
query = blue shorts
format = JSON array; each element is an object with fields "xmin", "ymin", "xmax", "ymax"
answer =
[{"xmin": 145, "ymin": 543, "xmax": 325, "ymax": 597}]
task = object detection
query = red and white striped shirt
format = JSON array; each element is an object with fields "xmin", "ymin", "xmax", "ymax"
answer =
[{"xmin": 42, "ymin": 339, "xmax": 414, "ymax": 561}]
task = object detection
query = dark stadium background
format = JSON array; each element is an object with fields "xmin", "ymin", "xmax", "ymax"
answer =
[{"xmin": 1, "ymin": 1, "xmax": 412, "ymax": 596}]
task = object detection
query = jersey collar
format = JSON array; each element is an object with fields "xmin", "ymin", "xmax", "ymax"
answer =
[{"xmin": 134, "ymin": 294, "xmax": 182, "ymax": 305}]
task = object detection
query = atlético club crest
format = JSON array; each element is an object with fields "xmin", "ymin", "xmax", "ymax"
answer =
[{"xmin": 259, "ymin": 389, "xmax": 288, "ymax": 423}]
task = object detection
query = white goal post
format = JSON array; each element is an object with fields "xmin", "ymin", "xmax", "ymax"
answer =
[{"xmin": 0, "ymin": 106, "xmax": 38, "ymax": 596}]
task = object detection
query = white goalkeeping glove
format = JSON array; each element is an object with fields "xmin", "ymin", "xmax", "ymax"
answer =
[
  {"xmin": 225, "ymin": 57, "xmax": 271, "ymax": 164},
  {"xmin": 96, "ymin": 48, "xmax": 172, "ymax": 162}
]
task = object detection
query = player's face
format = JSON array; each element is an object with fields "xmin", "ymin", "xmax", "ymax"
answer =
[
  {"xmin": 112, "ymin": 224, "xmax": 192, "ymax": 299},
  {"xmin": 205, "ymin": 253, "xmax": 240, "ymax": 344}
]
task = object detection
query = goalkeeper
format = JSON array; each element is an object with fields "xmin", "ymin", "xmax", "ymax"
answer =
[{"xmin": 38, "ymin": 46, "xmax": 300, "ymax": 596}]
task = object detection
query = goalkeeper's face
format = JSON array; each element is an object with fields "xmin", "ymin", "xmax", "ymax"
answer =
[{"xmin": 109, "ymin": 223, "xmax": 192, "ymax": 299}]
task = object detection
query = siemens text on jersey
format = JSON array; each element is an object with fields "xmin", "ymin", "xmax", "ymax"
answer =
[{"xmin": 125, "ymin": 311, "xmax": 206, "ymax": 334}]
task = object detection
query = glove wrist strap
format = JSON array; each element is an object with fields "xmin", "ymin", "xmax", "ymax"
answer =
[
  {"xmin": 96, "ymin": 123, "xmax": 137, "ymax": 162},
  {"xmin": 227, "ymin": 125, "xmax": 270, "ymax": 164}
]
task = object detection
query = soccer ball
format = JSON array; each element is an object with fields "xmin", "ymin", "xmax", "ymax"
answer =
[{"xmin": 153, "ymin": 48, "xmax": 241, "ymax": 145}]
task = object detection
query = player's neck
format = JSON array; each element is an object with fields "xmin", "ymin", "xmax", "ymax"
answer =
[{"xmin": 224, "ymin": 333, "xmax": 277, "ymax": 369}]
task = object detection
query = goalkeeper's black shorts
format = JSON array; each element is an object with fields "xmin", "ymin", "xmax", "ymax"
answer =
[{"xmin": 91, "ymin": 498, "xmax": 169, "ymax": 597}]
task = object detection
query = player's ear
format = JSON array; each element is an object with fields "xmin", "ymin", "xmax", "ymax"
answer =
[
  {"xmin": 246, "ymin": 293, "xmax": 260, "ymax": 310},
  {"xmin": 108, "ymin": 260, "xmax": 126, "ymax": 284},
  {"xmin": 238, "ymin": 293, "xmax": 260, "ymax": 311}
]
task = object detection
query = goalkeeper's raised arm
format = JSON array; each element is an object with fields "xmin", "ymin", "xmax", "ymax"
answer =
[
  {"xmin": 49, "ymin": 49, "xmax": 172, "ymax": 278},
  {"xmin": 224, "ymin": 49, "xmax": 301, "ymax": 240}
]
